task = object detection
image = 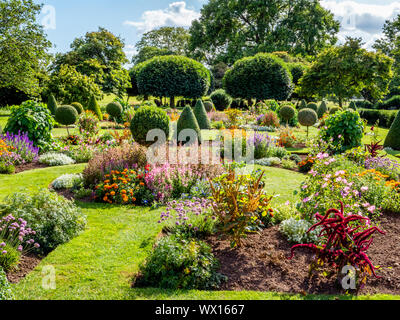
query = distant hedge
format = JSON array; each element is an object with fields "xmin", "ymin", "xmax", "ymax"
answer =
[{"xmin": 358, "ymin": 109, "xmax": 398, "ymax": 128}]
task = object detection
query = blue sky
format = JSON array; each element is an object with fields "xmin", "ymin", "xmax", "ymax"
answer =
[{"xmin": 34, "ymin": 0, "xmax": 400, "ymax": 60}]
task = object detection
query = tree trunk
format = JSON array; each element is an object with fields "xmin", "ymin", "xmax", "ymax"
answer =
[
  {"xmin": 170, "ymin": 96, "xmax": 175, "ymax": 108},
  {"xmin": 338, "ymin": 96, "xmax": 343, "ymax": 109}
]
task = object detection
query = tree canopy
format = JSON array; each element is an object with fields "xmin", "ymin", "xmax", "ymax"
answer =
[
  {"xmin": 188, "ymin": 0, "xmax": 339, "ymax": 64},
  {"xmin": 297, "ymin": 38, "xmax": 394, "ymax": 108}
]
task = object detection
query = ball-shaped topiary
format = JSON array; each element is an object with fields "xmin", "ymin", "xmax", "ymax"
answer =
[
  {"xmin": 298, "ymin": 108, "xmax": 318, "ymax": 137},
  {"xmin": 384, "ymin": 110, "xmax": 400, "ymax": 150},
  {"xmin": 193, "ymin": 100, "xmax": 211, "ymax": 130},
  {"xmin": 55, "ymin": 105, "xmax": 78, "ymax": 126},
  {"xmin": 106, "ymin": 101, "xmax": 123, "ymax": 119},
  {"xmin": 71, "ymin": 102, "xmax": 83, "ymax": 115},
  {"xmin": 130, "ymin": 106, "xmax": 170, "ymax": 146},
  {"xmin": 136, "ymin": 55, "xmax": 210, "ymax": 107},
  {"xmin": 177, "ymin": 106, "xmax": 201, "ymax": 144},
  {"xmin": 223, "ymin": 53, "xmax": 293, "ymax": 101},
  {"xmin": 203, "ymin": 100, "xmax": 215, "ymax": 112},
  {"xmin": 279, "ymin": 105, "xmax": 296, "ymax": 123},
  {"xmin": 317, "ymin": 101, "xmax": 328, "ymax": 118},
  {"xmin": 210, "ymin": 89, "xmax": 232, "ymax": 111},
  {"xmin": 329, "ymin": 106, "xmax": 342, "ymax": 115},
  {"xmin": 307, "ymin": 102, "xmax": 318, "ymax": 112}
]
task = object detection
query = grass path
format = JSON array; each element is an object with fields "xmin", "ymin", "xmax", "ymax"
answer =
[{"xmin": 1, "ymin": 165, "xmax": 399, "ymax": 300}]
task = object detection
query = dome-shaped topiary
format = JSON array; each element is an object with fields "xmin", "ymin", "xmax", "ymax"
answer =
[
  {"xmin": 317, "ymin": 101, "xmax": 328, "ymax": 119},
  {"xmin": 329, "ymin": 106, "xmax": 342, "ymax": 115},
  {"xmin": 130, "ymin": 106, "xmax": 170, "ymax": 146},
  {"xmin": 47, "ymin": 94, "xmax": 58, "ymax": 116},
  {"xmin": 71, "ymin": 102, "xmax": 83, "ymax": 115},
  {"xmin": 87, "ymin": 95, "xmax": 103, "ymax": 120},
  {"xmin": 177, "ymin": 106, "xmax": 201, "ymax": 144},
  {"xmin": 193, "ymin": 100, "xmax": 211, "ymax": 130},
  {"xmin": 203, "ymin": 100, "xmax": 215, "ymax": 112},
  {"xmin": 298, "ymin": 108, "xmax": 318, "ymax": 137},
  {"xmin": 210, "ymin": 89, "xmax": 232, "ymax": 111},
  {"xmin": 279, "ymin": 105, "xmax": 296, "ymax": 124},
  {"xmin": 55, "ymin": 105, "xmax": 78, "ymax": 126},
  {"xmin": 384, "ymin": 110, "xmax": 400, "ymax": 150},
  {"xmin": 106, "ymin": 101, "xmax": 123, "ymax": 118},
  {"xmin": 307, "ymin": 102, "xmax": 318, "ymax": 112}
]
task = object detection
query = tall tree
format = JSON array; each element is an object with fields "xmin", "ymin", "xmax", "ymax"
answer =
[
  {"xmin": 136, "ymin": 27, "xmax": 190, "ymax": 55},
  {"xmin": 131, "ymin": 46, "xmax": 175, "ymax": 65},
  {"xmin": 188, "ymin": 0, "xmax": 339, "ymax": 64},
  {"xmin": 297, "ymin": 38, "xmax": 394, "ymax": 108},
  {"xmin": 52, "ymin": 27, "xmax": 130, "ymax": 97},
  {"xmin": 0, "ymin": 0, "xmax": 51, "ymax": 101}
]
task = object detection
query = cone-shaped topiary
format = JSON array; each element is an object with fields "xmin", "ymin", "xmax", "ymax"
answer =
[
  {"xmin": 71, "ymin": 102, "xmax": 83, "ymax": 115},
  {"xmin": 307, "ymin": 102, "xmax": 318, "ymax": 112},
  {"xmin": 106, "ymin": 101, "xmax": 123, "ymax": 119},
  {"xmin": 203, "ymin": 100, "xmax": 215, "ymax": 112},
  {"xmin": 193, "ymin": 100, "xmax": 211, "ymax": 130},
  {"xmin": 279, "ymin": 105, "xmax": 296, "ymax": 124},
  {"xmin": 349, "ymin": 101, "xmax": 357, "ymax": 111},
  {"xmin": 130, "ymin": 106, "xmax": 170, "ymax": 146},
  {"xmin": 317, "ymin": 101, "xmax": 328, "ymax": 119},
  {"xmin": 87, "ymin": 95, "xmax": 103, "ymax": 120},
  {"xmin": 384, "ymin": 110, "xmax": 400, "ymax": 150},
  {"xmin": 47, "ymin": 94, "xmax": 58, "ymax": 116},
  {"xmin": 55, "ymin": 105, "xmax": 78, "ymax": 135},
  {"xmin": 298, "ymin": 108, "xmax": 318, "ymax": 137},
  {"xmin": 298, "ymin": 99, "xmax": 307, "ymax": 110},
  {"xmin": 177, "ymin": 105, "xmax": 201, "ymax": 144}
]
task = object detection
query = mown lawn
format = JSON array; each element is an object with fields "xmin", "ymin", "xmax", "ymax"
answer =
[{"xmin": 1, "ymin": 165, "xmax": 399, "ymax": 300}]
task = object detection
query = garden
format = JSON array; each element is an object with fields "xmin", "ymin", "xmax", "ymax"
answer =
[{"xmin": 1, "ymin": 0, "xmax": 400, "ymax": 302}]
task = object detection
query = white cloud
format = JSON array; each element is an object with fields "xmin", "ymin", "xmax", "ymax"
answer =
[
  {"xmin": 321, "ymin": 1, "xmax": 400, "ymax": 48},
  {"xmin": 124, "ymin": 44, "xmax": 137, "ymax": 62},
  {"xmin": 124, "ymin": 1, "xmax": 200, "ymax": 34}
]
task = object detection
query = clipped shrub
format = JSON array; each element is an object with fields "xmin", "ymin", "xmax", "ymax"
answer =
[
  {"xmin": 87, "ymin": 95, "xmax": 103, "ymax": 120},
  {"xmin": 4, "ymin": 100, "xmax": 54, "ymax": 151},
  {"xmin": 223, "ymin": 53, "xmax": 293, "ymax": 101},
  {"xmin": 279, "ymin": 105, "xmax": 296, "ymax": 124},
  {"xmin": 177, "ymin": 106, "xmax": 201, "ymax": 144},
  {"xmin": 106, "ymin": 101, "xmax": 123, "ymax": 119},
  {"xmin": 203, "ymin": 100, "xmax": 214, "ymax": 112},
  {"xmin": 384, "ymin": 110, "xmax": 400, "ymax": 150},
  {"xmin": 329, "ymin": 106, "xmax": 342, "ymax": 114},
  {"xmin": 0, "ymin": 267, "xmax": 13, "ymax": 300},
  {"xmin": 307, "ymin": 102, "xmax": 318, "ymax": 112},
  {"xmin": 130, "ymin": 106, "xmax": 170, "ymax": 146},
  {"xmin": 55, "ymin": 105, "xmax": 78, "ymax": 126},
  {"xmin": 71, "ymin": 102, "xmax": 83, "ymax": 115},
  {"xmin": 210, "ymin": 89, "xmax": 232, "ymax": 111},
  {"xmin": 317, "ymin": 101, "xmax": 328, "ymax": 118},
  {"xmin": 377, "ymin": 95, "xmax": 400, "ymax": 110},
  {"xmin": 193, "ymin": 100, "xmax": 211, "ymax": 130},
  {"xmin": 359, "ymin": 109, "xmax": 397, "ymax": 128},
  {"xmin": 47, "ymin": 94, "xmax": 58, "ymax": 115},
  {"xmin": 135, "ymin": 236, "xmax": 225, "ymax": 290},
  {"xmin": 298, "ymin": 108, "xmax": 318, "ymax": 137},
  {"xmin": 349, "ymin": 101, "xmax": 357, "ymax": 111},
  {"xmin": 354, "ymin": 100, "xmax": 374, "ymax": 109},
  {"xmin": 1, "ymin": 190, "xmax": 87, "ymax": 254},
  {"xmin": 298, "ymin": 99, "xmax": 307, "ymax": 110},
  {"xmin": 320, "ymin": 109, "xmax": 365, "ymax": 153}
]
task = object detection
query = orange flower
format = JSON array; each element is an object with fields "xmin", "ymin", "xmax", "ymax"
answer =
[{"xmin": 110, "ymin": 191, "xmax": 115, "ymax": 196}]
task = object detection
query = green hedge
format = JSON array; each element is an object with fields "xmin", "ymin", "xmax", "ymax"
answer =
[{"xmin": 358, "ymin": 109, "xmax": 398, "ymax": 128}]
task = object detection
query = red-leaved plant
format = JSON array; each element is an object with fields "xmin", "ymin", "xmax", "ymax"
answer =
[{"xmin": 289, "ymin": 201, "xmax": 385, "ymax": 289}]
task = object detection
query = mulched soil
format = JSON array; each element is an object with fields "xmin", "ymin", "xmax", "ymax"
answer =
[
  {"xmin": 6, "ymin": 254, "xmax": 42, "ymax": 284},
  {"xmin": 14, "ymin": 162, "xmax": 48, "ymax": 174},
  {"xmin": 208, "ymin": 211, "xmax": 400, "ymax": 296}
]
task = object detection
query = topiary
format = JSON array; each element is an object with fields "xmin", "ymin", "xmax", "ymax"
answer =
[
  {"xmin": 71, "ymin": 102, "xmax": 83, "ymax": 115},
  {"xmin": 47, "ymin": 93, "xmax": 58, "ymax": 116},
  {"xmin": 317, "ymin": 101, "xmax": 328, "ymax": 118},
  {"xmin": 4, "ymin": 100, "xmax": 54, "ymax": 151},
  {"xmin": 210, "ymin": 89, "xmax": 232, "ymax": 111},
  {"xmin": 130, "ymin": 106, "xmax": 170, "ymax": 146},
  {"xmin": 223, "ymin": 53, "xmax": 293, "ymax": 101},
  {"xmin": 320, "ymin": 109, "xmax": 365, "ymax": 154},
  {"xmin": 298, "ymin": 99, "xmax": 307, "ymax": 110},
  {"xmin": 307, "ymin": 102, "xmax": 318, "ymax": 112},
  {"xmin": 193, "ymin": 100, "xmax": 211, "ymax": 130},
  {"xmin": 298, "ymin": 108, "xmax": 318, "ymax": 137},
  {"xmin": 176, "ymin": 105, "xmax": 201, "ymax": 144},
  {"xmin": 0, "ymin": 267, "xmax": 13, "ymax": 300},
  {"xmin": 329, "ymin": 106, "xmax": 342, "ymax": 114},
  {"xmin": 384, "ymin": 110, "xmax": 400, "ymax": 150},
  {"xmin": 279, "ymin": 105, "xmax": 296, "ymax": 124},
  {"xmin": 349, "ymin": 101, "xmax": 357, "ymax": 111},
  {"xmin": 203, "ymin": 100, "xmax": 215, "ymax": 112},
  {"xmin": 87, "ymin": 95, "xmax": 103, "ymax": 120},
  {"xmin": 55, "ymin": 105, "xmax": 79, "ymax": 135},
  {"xmin": 106, "ymin": 101, "xmax": 123, "ymax": 119}
]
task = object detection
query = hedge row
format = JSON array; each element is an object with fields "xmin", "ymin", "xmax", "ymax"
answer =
[{"xmin": 358, "ymin": 108, "xmax": 398, "ymax": 128}]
